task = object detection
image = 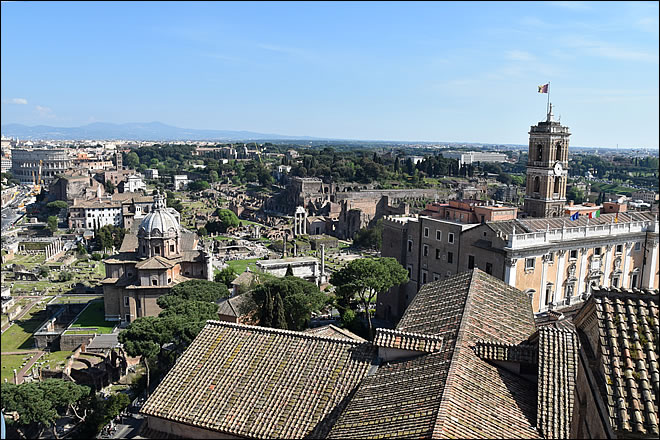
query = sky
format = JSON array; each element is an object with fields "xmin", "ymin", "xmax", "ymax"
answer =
[{"xmin": 1, "ymin": 1, "xmax": 658, "ymax": 148}]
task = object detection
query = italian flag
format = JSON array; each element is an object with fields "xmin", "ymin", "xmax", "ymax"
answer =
[{"xmin": 589, "ymin": 210, "xmax": 601, "ymax": 219}]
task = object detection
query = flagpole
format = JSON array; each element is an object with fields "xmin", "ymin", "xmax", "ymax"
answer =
[{"xmin": 547, "ymin": 81, "xmax": 550, "ymax": 116}]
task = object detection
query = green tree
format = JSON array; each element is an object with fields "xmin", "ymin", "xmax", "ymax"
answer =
[
  {"xmin": 330, "ymin": 258, "xmax": 408, "ymax": 339},
  {"xmin": 1, "ymin": 379, "xmax": 91, "ymax": 438},
  {"xmin": 76, "ymin": 242, "xmax": 88, "ymax": 255},
  {"xmin": 118, "ymin": 316, "xmax": 170, "ymax": 395},
  {"xmin": 59, "ymin": 271, "xmax": 73, "ymax": 282},
  {"xmin": 189, "ymin": 180, "xmax": 210, "ymax": 191},
  {"xmin": 95, "ymin": 225, "xmax": 126, "ymax": 251},
  {"xmin": 567, "ymin": 186, "xmax": 585, "ymax": 204},
  {"xmin": 245, "ymin": 277, "xmax": 327, "ymax": 330},
  {"xmin": 352, "ymin": 219, "xmax": 383, "ymax": 250},
  {"xmin": 157, "ymin": 279, "xmax": 229, "ymax": 309},
  {"xmin": 39, "ymin": 266, "xmax": 50, "ymax": 278},
  {"xmin": 216, "ymin": 208, "xmax": 240, "ymax": 232},
  {"xmin": 198, "ymin": 226, "xmax": 208, "ymax": 236},
  {"xmin": 209, "ymin": 170, "xmax": 219, "ymax": 183},
  {"xmin": 285, "ymin": 264, "xmax": 294, "ymax": 277},
  {"xmin": 104, "ymin": 180, "xmax": 115, "ymax": 194},
  {"xmin": 47, "ymin": 216, "xmax": 58, "ymax": 234},
  {"xmin": 125, "ymin": 151, "xmax": 140, "ymax": 169},
  {"xmin": 214, "ymin": 266, "xmax": 237, "ymax": 287},
  {"xmin": 46, "ymin": 200, "xmax": 68, "ymax": 212},
  {"xmin": 274, "ymin": 292, "xmax": 287, "ymax": 329}
]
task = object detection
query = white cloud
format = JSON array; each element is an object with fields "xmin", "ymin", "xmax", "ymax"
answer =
[
  {"xmin": 35, "ymin": 105, "xmax": 55, "ymax": 118},
  {"xmin": 506, "ymin": 50, "xmax": 536, "ymax": 62},
  {"xmin": 2, "ymin": 97, "xmax": 28, "ymax": 104}
]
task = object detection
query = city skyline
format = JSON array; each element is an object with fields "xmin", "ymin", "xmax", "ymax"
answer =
[{"xmin": 1, "ymin": 1, "xmax": 658, "ymax": 148}]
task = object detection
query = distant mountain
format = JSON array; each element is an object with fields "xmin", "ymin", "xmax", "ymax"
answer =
[{"xmin": 0, "ymin": 122, "xmax": 324, "ymax": 141}]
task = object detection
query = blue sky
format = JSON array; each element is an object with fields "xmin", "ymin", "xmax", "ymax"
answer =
[{"xmin": 1, "ymin": 1, "xmax": 658, "ymax": 148}]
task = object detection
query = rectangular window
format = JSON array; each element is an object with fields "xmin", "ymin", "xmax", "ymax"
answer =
[
  {"xmin": 594, "ymin": 247, "xmax": 602, "ymax": 256},
  {"xmin": 423, "ymin": 245, "xmax": 429, "ymax": 257},
  {"xmin": 525, "ymin": 258, "xmax": 535, "ymax": 270},
  {"xmin": 468, "ymin": 255, "xmax": 475, "ymax": 269},
  {"xmin": 631, "ymin": 274, "xmax": 638, "ymax": 289},
  {"xmin": 436, "ymin": 230, "xmax": 442, "ymax": 241},
  {"xmin": 152, "ymin": 279, "xmax": 158, "ymax": 286},
  {"xmin": 424, "ymin": 227, "xmax": 429, "ymax": 238},
  {"xmin": 548, "ymin": 252, "xmax": 554, "ymax": 263},
  {"xmin": 407, "ymin": 240, "xmax": 413, "ymax": 252},
  {"xmin": 170, "ymin": 244, "xmax": 175, "ymax": 253},
  {"xmin": 125, "ymin": 314, "xmax": 131, "ymax": 323},
  {"xmin": 448, "ymin": 233, "xmax": 455, "ymax": 244},
  {"xmin": 615, "ymin": 244, "xmax": 623, "ymax": 254},
  {"xmin": 422, "ymin": 270, "xmax": 428, "ymax": 284},
  {"xmin": 123, "ymin": 296, "xmax": 129, "ymax": 307},
  {"xmin": 433, "ymin": 273, "xmax": 441, "ymax": 282},
  {"xmin": 570, "ymin": 249, "xmax": 578, "ymax": 260},
  {"xmin": 634, "ymin": 242, "xmax": 641, "ymax": 251},
  {"xmin": 406, "ymin": 265, "xmax": 412, "ymax": 278},
  {"xmin": 612, "ymin": 277, "xmax": 619, "ymax": 287},
  {"xmin": 436, "ymin": 249, "xmax": 441, "ymax": 259},
  {"xmin": 447, "ymin": 252, "xmax": 453, "ymax": 264},
  {"xmin": 485, "ymin": 262, "xmax": 493, "ymax": 275}
]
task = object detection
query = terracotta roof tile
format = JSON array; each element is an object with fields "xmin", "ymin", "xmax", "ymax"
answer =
[
  {"xmin": 574, "ymin": 286, "xmax": 659, "ymax": 437},
  {"xmin": 141, "ymin": 320, "xmax": 376, "ymax": 439}
]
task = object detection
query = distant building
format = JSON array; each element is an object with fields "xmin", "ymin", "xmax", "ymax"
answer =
[
  {"xmin": 523, "ymin": 104, "xmax": 570, "ymax": 218},
  {"xmin": 172, "ymin": 174, "xmax": 189, "ymax": 190},
  {"xmin": 256, "ymin": 257, "xmax": 322, "ymax": 285},
  {"xmin": 632, "ymin": 190, "xmax": 659, "ymax": 204},
  {"xmin": 101, "ymin": 192, "xmax": 212, "ymax": 324},
  {"xmin": 443, "ymin": 150, "xmax": 507, "ymax": 167},
  {"xmin": 144, "ymin": 168, "xmax": 159, "ymax": 180},
  {"xmin": 68, "ymin": 199, "xmax": 122, "ymax": 230},
  {"xmin": 378, "ymin": 211, "xmax": 659, "ymax": 322},
  {"xmin": 121, "ymin": 174, "xmax": 146, "ymax": 193},
  {"xmin": 11, "ymin": 148, "xmax": 72, "ymax": 185}
]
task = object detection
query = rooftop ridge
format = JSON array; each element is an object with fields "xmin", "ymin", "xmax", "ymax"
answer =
[
  {"xmin": 592, "ymin": 286, "xmax": 659, "ymax": 297},
  {"xmin": 204, "ymin": 320, "xmax": 370, "ymax": 346},
  {"xmin": 375, "ymin": 327, "xmax": 446, "ymax": 342}
]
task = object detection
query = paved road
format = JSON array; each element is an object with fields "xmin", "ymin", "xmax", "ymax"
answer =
[{"xmin": 15, "ymin": 351, "xmax": 45, "ymax": 384}]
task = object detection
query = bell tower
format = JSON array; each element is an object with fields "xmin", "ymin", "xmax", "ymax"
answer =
[{"xmin": 523, "ymin": 103, "xmax": 570, "ymax": 218}]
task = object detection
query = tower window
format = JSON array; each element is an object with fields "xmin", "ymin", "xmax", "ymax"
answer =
[
  {"xmin": 554, "ymin": 177, "xmax": 561, "ymax": 194},
  {"xmin": 534, "ymin": 176, "xmax": 541, "ymax": 193},
  {"xmin": 556, "ymin": 142, "xmax": 562, "ymax": 161},
  {"xmin": 170, "ymin": 244, "xmax": 175, "ymax": 253},
  {"xmin": 537, "ymin": 144, "xmax": 543, "ymax": 161}
]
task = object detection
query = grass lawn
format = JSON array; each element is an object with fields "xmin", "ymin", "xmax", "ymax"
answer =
[
  {"xmin": 239, "ymin": 219, "xmax": 267, "ymax": 228},
  {"xmin": 68, "ymin": 301, "xmax": 117, "ymax": 334},
  {"xmin": 1, "ymin": 305, "xmax": 48, "ymax": 351},
  {"xmin": 40, "ymin": 350, "xmax": 73, "ymax": 369},
  {"xmin": 227, "ymin": 258, "xmax": 260, "ymax": 274},
  {"xmin": 0, "ymin": 354, "xmax": 34, "ymax": 383}
]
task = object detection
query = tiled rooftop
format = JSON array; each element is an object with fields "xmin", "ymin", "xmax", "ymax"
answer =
[
  {"xmin": 574, "ymin": 286, "xmax": 659, "ymax": 437},
  {"xmin": 140, "ymin": 320, "xmax": 376, "ymax": 439},
  {"xmin": 331, "ymin": 270, "xmax": 543, "ymax": 439}
]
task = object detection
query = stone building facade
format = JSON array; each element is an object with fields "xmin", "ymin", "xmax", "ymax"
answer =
[
  {"xmin": 523, "ymin": 104, "xmax": 570, "ymax": 218},
  {"xmin": 11, "ymin": 148, "xmax": 72, "ymax": 185},
  {"xmin": 377, "ymin": 212, "xmax": 659, "ymax": 323},
  {"xmin": 101, "ymin": 192, "xmax": 212, "ymax": 324}
]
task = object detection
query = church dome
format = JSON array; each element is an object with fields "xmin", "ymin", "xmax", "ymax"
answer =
[{"xmin": 138, "ymin": 192, "xmax": 181, "ymax": 239}]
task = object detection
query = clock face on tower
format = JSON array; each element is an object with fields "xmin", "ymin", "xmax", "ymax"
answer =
[{"xmin": 553, "ymin": 162, "xmax": 563, "ymax": 176}]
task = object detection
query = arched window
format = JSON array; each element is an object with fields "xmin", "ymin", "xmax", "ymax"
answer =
[
  {"xmin": 537, "ymin": 144, "xmax": 543, "ymax": 161},
  {"xmin": 534, "ymin": 176, "xmax": 541, "ymax": 192},
  {"xmin": 554, "ymin": 177, "xmax": 561, "ymax": 194},
  {"xmin": 556, "ymin": 142, "xmax": 562, "ymax": 161}
]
